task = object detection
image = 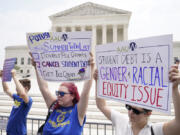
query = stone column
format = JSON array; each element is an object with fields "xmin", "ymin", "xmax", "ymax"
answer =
[
  {"xmin": 102, "ymin": 25, "xmax": 107, "ymax": 44},
  {"xmin": 113, "ymin": 25, "xmax": 118, "ymax": 43},
  {"xmin": 51, "ymin": 26, "xmax": 57, "ymax": 32},
  {"xmin": 92, "ymin": 25, "xmax": 97, "ymax": 55},
  {"xmin": 71, "ymin": 26, "xmax": 76, "ymax": 32},
  {"xmin": 62, "ymin": 27, "xmax": 66, "ymax": 32},
  {"xmin": 81, "ymin": 26, "xmax": 86, "ymax": 31},
  {"xmin": 123, "ymin": 24, "xmax": 128, "ymax": 40}
]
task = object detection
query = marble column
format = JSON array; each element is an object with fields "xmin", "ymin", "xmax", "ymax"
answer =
[
  {"xmin": 81, "ymin": 26, "xmax": 86, "ymax": 31},
  {"xmin": 92, "ymin": 25, "xmax": 97, "ymax": 55},
  {"xmin": 62, "ymin": 27, "xmax": 66, "ymax": 32},
  {"xmin": 123, "ymin": 24, "xmax": 128, "ymax": 40},
  {"xmin": 113, "ymin": 25, "xmax": 118, "ymax": 43},
  {"xmin": 102, "ymin": 25, "xmax": 107, "ymax": 44},
  {"xmin": 71, "ymin": 26, "xmax": 76, "ymax": 32}
]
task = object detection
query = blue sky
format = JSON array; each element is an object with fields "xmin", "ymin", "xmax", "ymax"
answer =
[{"xmin": 0, "ymin": 0, "xmax": 180, "ymax": 67}]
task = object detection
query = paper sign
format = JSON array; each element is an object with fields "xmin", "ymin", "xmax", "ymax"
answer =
[
  {"xmin": 96, "ymin": 35, "xmax": 172, "ymax": 114},
  {"xmin": 2, "ymin": 58, "xmax": 17, "ymax": 82},
  {"xmin": 27, "ymin": 32, "xmax": 92, "ymax": 82}
]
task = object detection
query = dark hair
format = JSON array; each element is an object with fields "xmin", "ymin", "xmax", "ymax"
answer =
[
  {"xmin": 19, "ymin": 79, "xmax": 31, "ymax": 91},
  {"xmin": 60, "ymin": 82, "xmax": 80, "ymax": 105}
]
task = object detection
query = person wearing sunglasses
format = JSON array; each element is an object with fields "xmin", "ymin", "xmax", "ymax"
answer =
[
  {"xmin": 93, "ymin": 65, "xmax": 180, "ymax": 135},
  {"xmin": 125, "ymin": 104, "xmax": 152, "ymax": 115},
  {"xmin": 30, "ymin": 52, "xmax": 94, "ymax": 135}
]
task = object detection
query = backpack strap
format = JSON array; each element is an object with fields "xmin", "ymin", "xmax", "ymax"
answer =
[
  {"xmin": 151, "ymin": 126, "xmax": 155, "ymax": 135},
  {"xmin": 46, "ymin": 100, "xmax": 58, "ymax": 121},
  {"xmin": 37, "ymin": 100, "xmax": 58, "ymax": 135}
]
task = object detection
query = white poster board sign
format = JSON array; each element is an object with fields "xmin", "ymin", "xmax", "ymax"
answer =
[
  {"xmin": 96, "ymin": 35, "xmax": 172, "ymax": 114},
  {"xmin": 27, "ymin": 32, "xmax": 92, "ymax": 82}
]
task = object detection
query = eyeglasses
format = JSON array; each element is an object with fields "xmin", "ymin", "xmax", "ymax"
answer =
[
  {"xmin": 55, "ymin": 91, "xmax": 72, "ymax": 97},
  {"xmin": 125, "ymin": 104, "xmax": 145, "ymax": 115}
]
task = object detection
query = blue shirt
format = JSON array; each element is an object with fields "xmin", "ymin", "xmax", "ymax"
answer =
[
  {"xmin": 6, "ymin": 94, "xmax": 33, "ymax": 135},
  {"xmin": 43, "ymin": 104, "xmax": 86, "ymax": 135}
]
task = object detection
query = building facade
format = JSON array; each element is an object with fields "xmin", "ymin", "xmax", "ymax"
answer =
[
  {"xmin": 5, "ymin": 46, "xmax": 33, "ymax": 78},
  {"xmin": 4, "ymin": 2, "xmax": 180, "ymax": 78},
  {"xmin": 49, "ymin": 2, "xmax": 131, "ymax": 54}
]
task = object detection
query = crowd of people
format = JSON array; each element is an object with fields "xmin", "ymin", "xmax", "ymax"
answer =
[{"xmin": 0, "ymin": 53, "xmax": 180, "ymax": 135}]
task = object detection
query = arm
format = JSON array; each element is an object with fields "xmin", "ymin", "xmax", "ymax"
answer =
[
  {"xmin": 35, "ymin": 69, "xmax": 56, "ymax": 108},
  {"xmin": 77, "ymin": 53, "xmax": 94, "ymax": 125},
  {"xmin": 163, "ymin": 64, "xmax": 180, "ymax": 135},
  {"xmin": 93, "ymin": 69, "xmax": 111, "ymax": 120},
  {"xmin": 0, "ymin": 70, "xmax": 13, "ymax": 98},
  {"xmin": 30, "ymin": 53, "xmax": 56, "ymax": 108},
  {"xmin": 11, "ymin": 69, "xmax": 29, "ymax": 103}
]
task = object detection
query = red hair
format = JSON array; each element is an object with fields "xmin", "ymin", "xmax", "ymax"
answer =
[{"xmin": 60, "ymin": 82, "xmax": 80, "ymax": 105}]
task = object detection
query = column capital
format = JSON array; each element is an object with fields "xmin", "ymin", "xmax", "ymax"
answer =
[{"xmin": 102, "ymin": 24, "xmax": 107, "ymax": 28}]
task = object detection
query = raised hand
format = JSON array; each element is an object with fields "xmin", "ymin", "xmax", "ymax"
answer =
[
  {"xmin": 169, "ymin": 64, "xmax": 180, "ymax": 88},
  {"xmin": 11, "ymin": 69, "xmax": 16, "ymax": 78},
  {"xmin": 0, "ymin": 70, "xmax": 2, "ymax": 78},
  {"xmin": 89, "ymin": 52, "xmax": 95, "ymax": 71},
  {"xmin": 29, "ymin": 52, "xmax": 36, "ymax": 68},
  {"xmin": 93, "ymin": 69, "xmax": 98, "ymax": 81}
]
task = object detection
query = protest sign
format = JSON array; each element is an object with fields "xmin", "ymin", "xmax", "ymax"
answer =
[
  {"xmin": 27, "ymin": 32, "xmax": 92, "ymax": 82},
  {"xmin": 3, "ymin": 58, "xmax": 17, "ymax": 82},
  {"xmin": 96, "ymin": 35, "xmax": 172, "ymax": 114}
]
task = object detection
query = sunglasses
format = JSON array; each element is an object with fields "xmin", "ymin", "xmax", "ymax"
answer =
[
  {"xmin": 55, "ymin": 91, "xmax": 72, "ymax": 97},
  {"xmin": 125, "ymin": 104, "xmax": 145, "ymax": 115}
]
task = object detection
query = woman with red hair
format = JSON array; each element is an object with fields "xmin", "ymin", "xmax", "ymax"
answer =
[{"xmin": 31, "ymin": 53, "xmax": 94, "ymax": 135}]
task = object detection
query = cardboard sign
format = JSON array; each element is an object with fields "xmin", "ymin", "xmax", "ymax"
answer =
[
  {"xmin": 2, "ymin": 58, "xmax": 17, "ymax": 82},
  {"xmin": 96, "ymin": 35, "xmax": 172, "ymax": 114},
  {"xmin": 27, "ymin": 32, "xmax": 92, "ymax": 82}
]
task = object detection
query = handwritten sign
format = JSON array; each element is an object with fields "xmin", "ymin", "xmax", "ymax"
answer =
[
  {"xmin": 3, "ymin": 58, "xmax": 17, "ymax": 82},
  {"xmin": 96, "ymin": 35, "xmax": 172, "ymax": 114},
  {"xmin": 27, "ymin": 32, "xmax": 92, "ymax": 82}
]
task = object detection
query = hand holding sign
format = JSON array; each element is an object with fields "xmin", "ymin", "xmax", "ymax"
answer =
[
  {"xmin": 29, "ymin": 52, "xmax": 37, "ymax": 68},
  {"xmin": 96, "ymin": 35, "xmax": 173, "ymax": 114},
  {"xmin": 27, "ymin": 32, "xmax": 92, "ymax": 82},
  {"xmin": 93, "ymin": 69, "xmax": 98, "ymax": 81},
  {"xmin": 89, "ymin": 52, "xmax": 95, "ymax": 74},
  {"xmin": 0, "ymin": 70, "xmax": 2, "ymax": 77},
  {"xmin": 2, "ymin": 58, "xmax": 17, "ymax": 82},
  {"xmin": 11, "ymin": 69, "xmax": 16, "ymax": 78},
  {"xmin": 169, "ymin": 64, "xmax": 180, "ymax": 89}
]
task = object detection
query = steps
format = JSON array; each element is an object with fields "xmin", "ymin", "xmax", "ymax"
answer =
[
  {"xmin": 0, "ymin": 92, "xmax": 175, "ymax": 134},
  {"xmin": 0, "ymin": 92, "xmax": 175, "ymax": 123}
]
